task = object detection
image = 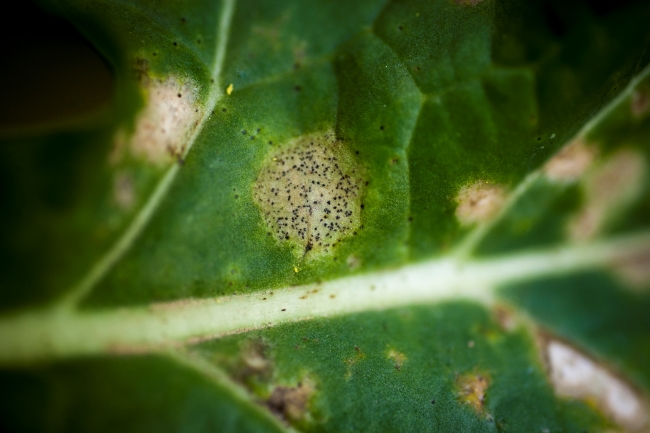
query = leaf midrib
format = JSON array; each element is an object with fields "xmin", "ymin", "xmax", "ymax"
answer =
[{"xmin": 0, "ymin": 230, "xmax": 647, "ymax": 366}]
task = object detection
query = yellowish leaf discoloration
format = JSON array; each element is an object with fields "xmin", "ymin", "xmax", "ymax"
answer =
[
  {"xmin": 456, "ymin": 372, "xmax": 491, "ymax": 415},
  {"xmin": 387, "ymin": 349, "xmax": 407, "ymax": 371}
]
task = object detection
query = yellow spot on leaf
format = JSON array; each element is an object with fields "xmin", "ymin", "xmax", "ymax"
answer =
[
  {"xmin": 456, "ymin": 373, "xmax": 491, "ymax": 415},
  {"xmin": 387, "ymin": 349, "xmax": 407, "ymax": 371},
  {"xmin": 226, "ymin": 83, "xmax": 234, "ymax": 95}
]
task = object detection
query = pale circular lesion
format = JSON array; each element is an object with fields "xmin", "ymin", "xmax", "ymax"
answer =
[{"xmin": 253, "ymin": 131, "xmax": 364, "ymax": 257}]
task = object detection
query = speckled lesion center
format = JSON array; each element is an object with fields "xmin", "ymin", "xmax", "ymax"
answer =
[{"xmin": 253, "ymin": 132, "xmax": 363, "ymax": 256}]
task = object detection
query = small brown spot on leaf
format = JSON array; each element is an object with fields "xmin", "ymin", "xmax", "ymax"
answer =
[
  {"xmin": 267, "ymin": 379, "xmax": 315, "ymax": 422},
  {"xmin": 345, "ymin": 346, "xmax": 366, "ymax": 379}
]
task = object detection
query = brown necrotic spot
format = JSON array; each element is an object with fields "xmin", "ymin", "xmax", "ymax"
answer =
[
  {"xmin": 253, "ymin": 131, "xmax": 364, "ymax": 257},
  {"xmin": 266, "ymin": 379, "xmax": 315, "ymax": 423}
]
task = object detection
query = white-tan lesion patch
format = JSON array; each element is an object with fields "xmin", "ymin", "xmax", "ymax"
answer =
[
  {"xmin": 455, "ymin": 180, "xmax": 506, "ymax": 226},
  {"xmin": 568, "ymin": 149, "xmax": 647, "ymax": 242},
  {"xmin": 543, "ymin": 139, "xmax": 598, "ymax": 182},
  {"xmin": 110, "ymin": 69, "xmax": 202, "ymax": 166},
  {"xmin": 346, "ymin": 254, "xmax": 361, "ymax": 270},
  {"xmin": 253, "ymin": 131, "xmax": 364, "ymax": 258},
  {"xmin": 112, "ymin": 170, "xmax": 136, "ymax": 210},
  {"xmin": 543, "ymin": 338, "xmax": 649, "ymax": 431},
  {"xmin": 610, "ymin": 248, "xmax": 650, "ymax": 293}
]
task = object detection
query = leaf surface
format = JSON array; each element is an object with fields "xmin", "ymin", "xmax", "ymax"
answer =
[{"xmin": 1, "ymin": 0, "xmax": 650, "ymax": 431}]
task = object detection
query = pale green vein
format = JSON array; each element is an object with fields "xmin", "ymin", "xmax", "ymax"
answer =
[
  {"xmin": 168, "ymin": 349, "xmax": 294, "ymax": 433},
  {"xmin": 2, "ymin": 230, "xmax": 647, "ymax": 366},
  {"xmin": 55, "ymin": 0, "xmax": 237, "ymax": 311},
  {"xmin": 453, "ymin": 61, "xmax": 650, "ymax": 259}
]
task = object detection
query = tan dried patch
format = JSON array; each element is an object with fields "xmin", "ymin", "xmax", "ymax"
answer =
[
  {"xmin": 610, "ymin": 248, "xmax": 650, "ymax": 293},
  {"xmin": 253, "ymin": 131, "xmax": 364, "ymax": 257},
  {"xmin": 569, "ymin": 149, "xmax": 647, "ymax": 242},
  {"xmin": 113, "ymin": 171, "xmax": 135, "ymax": 210},
  {"xmin": 387, "ymin": 349, "xmax": 407, "ymax": 371},
  {"xmin": 109, "ymin": 128, "xmax": 128, "ymax": 165},
  {"xmin": 493, "ymin": 305, "xmax": 517, "ymax": 332},
  {"xmin": 543, "ymin": 139, "xmax": 597, "ymax": 182},
  {"xmin": 114, "ymin": 74, "xmax": 201, "ymax": 166},
  {"xmin": 267, "ymin": 378, "xmax": 315, "ymax": 422},
  {"xmin": 545, "ymin": 339, "xmax": 649, "ymax": 431},
  {"xmin": 631, "ymin": 90, "xmax": 650, "ymax": 118},
  {"xmin": 346, "ymin": 254, "xmax": 361, "ymax": 270},
  {"xmin": 455, "ymin": 181, "xmax": 506, "ymax": 225},
  {"xmin": 456, "ymin": 373, "xmax": 490, "ymax": 414},
  {"xmin": 241, "ymin": 339, "xmax": 272, "ymax": 376}
]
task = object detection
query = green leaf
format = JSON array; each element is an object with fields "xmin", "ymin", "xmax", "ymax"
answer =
[{"xmin": 1, "ymin": 0, "xmax": 650, "ymax": 432}]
